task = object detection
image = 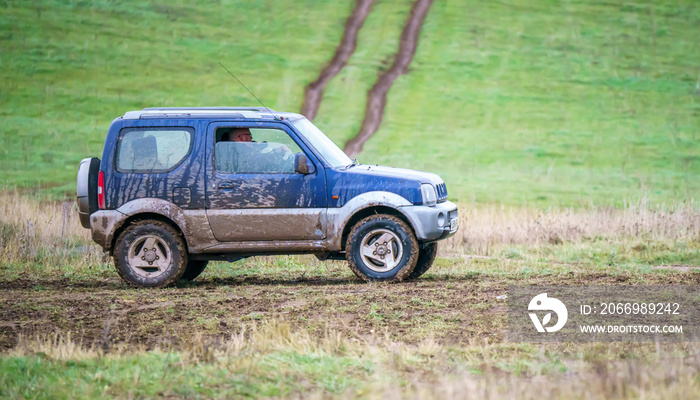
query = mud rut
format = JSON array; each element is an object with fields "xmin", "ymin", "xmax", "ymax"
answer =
[
  {"xmin": 301, "ymin": 0, "xmax": 434, "ymax": 157},
  {"xmin": 2, "ymin": 273, "xmax": 695, "ymax": 351},
  {"xmin": 300, "ymin": 0, "xmax": 375, "ymax": 121},
  {"xmin": 343, "ymin": 0, "xmax": 434, "ymax": 158}
]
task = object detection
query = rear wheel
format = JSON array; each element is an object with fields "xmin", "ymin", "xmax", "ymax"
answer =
[
  {"xmin": 181, "ymin": 260, "xmax": 209, "ymax": 281},
  {"xmin": 114, "ymin": 220, "xmax": 188, "ymax": 288},
  {"xmin": 345, "ymin": 214, "xmax": 419, "ymax": 282},
  {"xmin": 407, "ymin": 242, "xmax": 438, "ymax": 280}
]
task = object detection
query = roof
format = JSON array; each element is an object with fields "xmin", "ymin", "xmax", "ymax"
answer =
[{"xmin": 121, "ymin": 107, "xmax": 304, "ymax": 121}]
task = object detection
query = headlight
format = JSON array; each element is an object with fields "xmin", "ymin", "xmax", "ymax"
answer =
[{"xmin": 420, "ymin": 184, "xmax": 437, "ymax": 206}]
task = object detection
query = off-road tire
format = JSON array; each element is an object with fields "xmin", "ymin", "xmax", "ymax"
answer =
[
  {"xmin": 407, "ymin": 242, "xmax": 438, "ymax": 280},
  {"xmin": 181, "ymin": 260, "xmax": 209, "ymax": 281},
  {"xmin": 345, "ymin": 214, "xmax": 419, "ymax": 282},
  {"xmin": 113, "ymin": 220, "xmax": 188, "ymax": 288}
]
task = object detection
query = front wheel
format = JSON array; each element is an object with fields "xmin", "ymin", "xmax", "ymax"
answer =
[
  {"xmin": 345, "ymin": 214, "xmax": 419, "ymax": 282},
  {"xmin": 113, "ymin": 220, "xmax": 188, "ymax": 288}
]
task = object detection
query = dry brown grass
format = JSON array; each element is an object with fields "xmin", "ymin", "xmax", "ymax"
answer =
[
  {"xmin": 0, "ymin": 192, "xmax": 101, "ymax": 269},
  {"xmin": 401, "ymin": 352, "xmax": 700, "ymax": 400},
  {"xmin": 445, "ymin": 199, "xmax": 700, "ymax": 255},
  {"xmin": 1, "ymin": 192, "xmax": 698, "ymax": 271}
]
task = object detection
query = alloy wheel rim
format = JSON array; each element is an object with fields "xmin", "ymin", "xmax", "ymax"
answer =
[
  {"xmin": 359, "ymin": 228, "xmax": 403, "ymax": 272},
  {"xmin": 127, "ymin": 235, "xmax": 172, "ymax": 278}
]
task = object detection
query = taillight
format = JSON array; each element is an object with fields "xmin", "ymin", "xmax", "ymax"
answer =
[{"xmin": 97, "ymin": 170, "xmax": 105, "ymax": 209}]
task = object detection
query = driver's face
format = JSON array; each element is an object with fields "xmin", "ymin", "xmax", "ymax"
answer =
[{"xmin": 230, "ymin": 128, "xmax": 252, "ymax": 142}]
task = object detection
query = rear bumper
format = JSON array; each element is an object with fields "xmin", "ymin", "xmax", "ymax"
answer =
[
  {"xmin": 400, "ymin": 201, "xmax": 458, "ymax": 242},
  {"xmin": 89, "ymin": 210, "xmax": 126, "ymax": 251}
]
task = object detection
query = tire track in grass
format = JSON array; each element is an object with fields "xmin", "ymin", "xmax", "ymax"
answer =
[
  {"xmin": 300, "ymin": 0, "xmax": 376, "ymax": 121},
  {"xmin": 343, "ymin": 0, "xmax": 434, "ymax": 158}
]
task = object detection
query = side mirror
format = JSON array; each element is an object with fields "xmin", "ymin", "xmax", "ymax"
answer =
[{"xmin": 294, "ymin": 152, "xmax": 316, "ymax": 174}]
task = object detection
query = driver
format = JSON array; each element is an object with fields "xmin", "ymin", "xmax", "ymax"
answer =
[
  {"xmin": 219, "ymin": 127, "xmax": 295, "ymax": 173},
  {"xmin": 221, "ymin": 128, "xmax": 252, "ymax": 142}
]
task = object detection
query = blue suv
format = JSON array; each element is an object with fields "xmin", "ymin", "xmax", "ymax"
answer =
[{"xmin": 77, "ymin": 107, "xmax": 458, "ymax": 287}]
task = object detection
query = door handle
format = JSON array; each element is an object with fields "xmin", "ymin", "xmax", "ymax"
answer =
[{"xmin": 218, "ymin": 181, "xmax": 235, "ymax": 189}]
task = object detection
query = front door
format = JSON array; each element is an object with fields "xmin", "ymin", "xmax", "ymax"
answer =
[{"xmin": 205, "ymin": 121, "xmax": 327, "ymax": 242}]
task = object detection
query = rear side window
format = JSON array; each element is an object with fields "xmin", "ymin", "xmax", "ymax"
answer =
[{"xmin": 116, "ymin": 128, "xmax": 193, "ymax": 173}]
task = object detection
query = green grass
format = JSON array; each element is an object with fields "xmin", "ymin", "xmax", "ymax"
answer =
[
  {"xmin": 2, "ymin": 328, "xmax": 698, "ymax": 399},
  {"xmin": 0, "ymin": 351, "xmax": 374, "ymax": 398},
  {"xmin": 1, "ymin": 0, "xmax": 698, "ymax": 205}
]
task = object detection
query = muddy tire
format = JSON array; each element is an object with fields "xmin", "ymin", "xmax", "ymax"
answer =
[
  {"xmin": 181, "ymin": 260, "xmax": 208, "ymax": 281},
  {"xmin": 345, "ymin": 214, "xmax": 419, "ymax": 282},
  {"xmin": 113, "ymin": 220, "xmax": 188, "ymax": 288},
  {"xmin": 407, "ymin": 242, "xmax": 438, "ymax": 280}
]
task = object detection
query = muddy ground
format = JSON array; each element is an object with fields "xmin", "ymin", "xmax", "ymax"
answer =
[{"xmin": 1, "ymin": 272, "xmax": 698, "ymax": 351}]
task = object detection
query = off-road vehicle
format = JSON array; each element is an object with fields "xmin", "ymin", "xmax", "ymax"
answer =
[{"xmin": 77, "ymin": 107, "xmax": 458, "ymax": 287}]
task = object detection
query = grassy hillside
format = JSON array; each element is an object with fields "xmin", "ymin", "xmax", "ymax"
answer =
[{"xmin": 1, "ymin": 0, "xmax": 698, "ymax": 206}]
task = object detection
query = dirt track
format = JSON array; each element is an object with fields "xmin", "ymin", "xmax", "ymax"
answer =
[
  {"xmin": 2, "ymin": 272, "xmax": 697, "ymax": 351},
  {"xmin": 300, "ymin": 0, "xmax": 375, "ymax": 121},
  {"xmin": 343, "ymin": 0, "xmax": 434, "ymax": 157}
]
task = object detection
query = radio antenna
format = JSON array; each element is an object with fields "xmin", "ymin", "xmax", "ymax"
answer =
[{"xmin": 218, "ymin": 61, "xmax": 278, "ymax": 119}]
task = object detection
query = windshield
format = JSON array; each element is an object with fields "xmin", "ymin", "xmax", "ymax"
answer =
[{"xmin": 292, "ymin": 118, "xmax": 353, "ymax": 168}]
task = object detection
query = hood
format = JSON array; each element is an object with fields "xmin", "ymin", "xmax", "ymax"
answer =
[
  {"xmin": 345, "ymin": 165, "xmax": 444, "ymax": 186},
  {"xmin": 326, "ymin": 164, "xmax": 445, "ymax": 207}
]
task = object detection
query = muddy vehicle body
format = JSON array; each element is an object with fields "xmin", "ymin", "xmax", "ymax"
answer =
[{"xmin": 77, "ymin": 107, "xmax": 458, "ymax": 287}]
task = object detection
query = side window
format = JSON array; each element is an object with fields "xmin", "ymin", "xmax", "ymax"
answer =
[
  {"xmin": 116, "ymin": 128, "xmax": 193, "ymax": 173},
  {"xmin": 215, "ymin": 127, "xmax": 304, "ymax": 174}
]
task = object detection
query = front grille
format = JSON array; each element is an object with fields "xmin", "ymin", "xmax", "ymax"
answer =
[{"xmin": 436, "ymin": 183, "xmax": 448, "ymax": 202}]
